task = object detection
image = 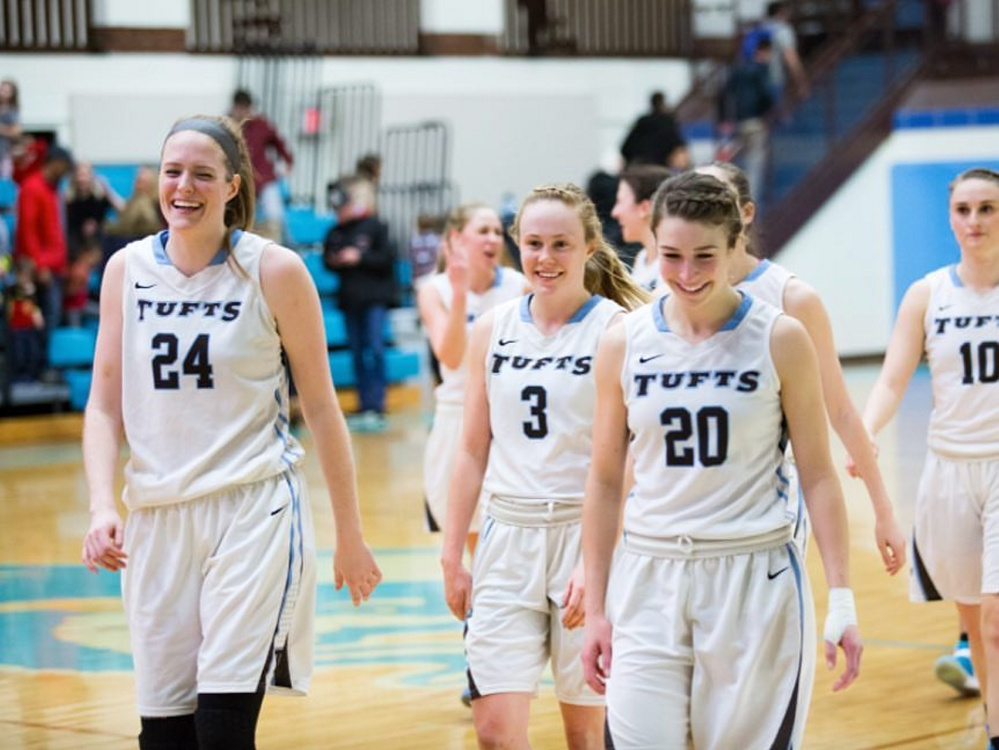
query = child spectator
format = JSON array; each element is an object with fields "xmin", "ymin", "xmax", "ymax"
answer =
[
  {"xmin": 7, "ymin": 257, "xmax": 44, "ymax": 382},
  {"xmin": 63, "ymin": 240, "xmax": 102, "ymax": 327}
]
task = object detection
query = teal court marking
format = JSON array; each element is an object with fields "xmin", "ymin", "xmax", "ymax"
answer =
[{"xmin": 0, "ymin": 549, "xmax": 468, "ymax": 688}]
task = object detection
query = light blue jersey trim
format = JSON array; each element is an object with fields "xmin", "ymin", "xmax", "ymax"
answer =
[
  {"xmin": 721, "ymin": 292, "xmax": 753, "ymax": 331},
  {"xmin": 519, "ymin": 293, "xmax": 604, "ymax": 324},
  {"xmin": 493, "ymin": 267, "xmax": 504, "ymax": 288},
  {"xmin": 742, "ymin": 258, "xmax": 772, "ymax": 282},
  {"xmin": 653, "ymin": 291, "xmax": 752, "ymax": 333},
  {"xmin": 949, "ymin": 264, "xmax": 963, "ymax": 287},
  {"xmin": 154, "ymin": 229, "xmax": 244, "ymax": 266}
]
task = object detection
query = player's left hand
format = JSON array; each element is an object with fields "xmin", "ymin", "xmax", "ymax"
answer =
[
  {"xmin": 582, "ymin": 614, "xmax": 613, "ymax": 695},
  {"xmin": 560, "ymin": 562, "xmax": 585, "ymax": 629},
  {"xmin": 334, "ymin": 535, "xmax": 382, "ymax": 606},
  {"xmin": 825, "ymin": 624, "xmax": 862, "ymax": 692},
  {"xmin": 875, "ymin": 514, "xmax": 906, "ymax": 576}
]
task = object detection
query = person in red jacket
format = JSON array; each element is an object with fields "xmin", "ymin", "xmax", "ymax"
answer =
[
  {"xmin": 229, "ymin": 90, "xmax": 293, "ymax": 243},
  {"xmin": 14, "ymin": 144, "xmax": 73, "ymax": 350}
]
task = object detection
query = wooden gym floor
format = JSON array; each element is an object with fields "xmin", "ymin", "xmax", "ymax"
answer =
[{"xmin": 0, "ymin": 365, "xmax": 986, "ymax": 748}]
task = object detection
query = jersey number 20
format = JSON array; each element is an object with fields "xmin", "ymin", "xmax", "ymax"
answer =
[
  {"xmin": 151, "ymin": 333, "xmax": 214, "ymax": 389},
  {"xmin": 661, "ymin": 406, "xmax": 729, "ymax": 466}
]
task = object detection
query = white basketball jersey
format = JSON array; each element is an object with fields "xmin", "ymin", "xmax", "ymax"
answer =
[
  {"xmin": 924, "ymin": 265, "xmax": 999, "ymax": 458},
  {"xmin": 483, "ymin": 294, "xmax": 622, "ymax": 507},
  {"xmin": 429, "ymin": 267, "xmax": 525, "ymax": 406},
  {"xmin": 120, "ymin": 230, "xmax": 303, "ymax": 509},
  {"xmin": 622, "ymin": 294, "xmax": 789, "ymax": 539},
  {"xmin": 736, "ymin": 258, "xmax": 794, "ymax": 311},
  {"xmin": 630, "ymin": 249, "xmax": 660, "ymax": 292}
]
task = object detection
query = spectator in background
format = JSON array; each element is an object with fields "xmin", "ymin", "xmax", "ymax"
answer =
[
  {"xmin": 762, "ymin": 1, "xmax": 809, "ymax": 107},
  {"xmin": 66, "ymin": 161, "xmax": 123, "ymax": 259},
  {"xmin": 229, "ymin": 89, "xmax": 293, "ymax": 242},
  {"xmin": 356, "ymin": 153, "xmax": 382, "ymax": 186},
  {"xmin": 7, "ymin": 256, "xmax": 44, "ymax": 382},
  {"xmin": 0, "ymin": 79, "xmax": 21, "ymax": 179},
  {"xmin": 323, "ymin": 175, "xmax": 396, "ymax": 432},
  {"xmin": 719, "ymin": 37, "xmax": 775, "ymax": 200},
  {"xmin": 620, "ymin": 91, "xmax": 690, "ymax": 171},
  {"xmin": 15, "ymin": 144, "xmax": 73, "ymax": 342},
  {"xmin": 105, "ymin": 166, "xmax": 165, "ymax": 243},
  {"xmin": 63, "ymin": 239, "xmax": 102, "ymax": 328},
  {"xmin": 409, "ymin": 213, "xmax": 444, "ymax": 289}
]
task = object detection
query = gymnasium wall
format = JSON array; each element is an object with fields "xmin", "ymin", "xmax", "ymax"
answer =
[
  {"xmin": 777, "ymin": 121, "xmax": 999, "ymax": 358},
  {"xmin": 0, "ymin": 53, "xmax": 690, "ymax": 209}
]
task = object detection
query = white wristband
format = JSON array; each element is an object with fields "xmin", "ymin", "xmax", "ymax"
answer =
[{"xmin": 823, "ymin": 587, "xmax": 857, "ymax": 645}]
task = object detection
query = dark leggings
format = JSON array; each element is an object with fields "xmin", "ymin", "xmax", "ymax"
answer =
[{"xmin": 139, "ymin": 691, "xmax": 265, "ymax": 750}]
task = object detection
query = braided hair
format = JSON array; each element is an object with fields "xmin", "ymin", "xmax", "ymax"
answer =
[{"xmin": 651, "ymin": 172, "xmax": 743, "ymax": 251}]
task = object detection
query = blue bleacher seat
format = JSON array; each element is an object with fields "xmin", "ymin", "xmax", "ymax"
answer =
[
  {"xmin": 0, "ymin": 178, "xmax": 16, "ymax": 209},
  {"xmin": 64, "ymin": 369, "xmax": 93, "ymax": 411},
  {"xmin": 329, "ymin": 351, "xmax": 355, "ymax": 387},
  {"xmin": 302, "ymin": 250, "xmax": 339, "ymax": 297},
  {"xmin": 286, "ymin": 207, "xmax": 336, "ymax": 248},
  {"xmin": 93, "ymin": 165, "xmax": 139, "ymax": 203},
  {"xmin": 385, "ymin": 349, "xmax": 420, "ymax": 383},
  {"xmin": 48, "ymin": 327, "xmax": 97, "ymax": 368},
  {"xmin": 324, "ymin": 309, "xmax": 347, "ymax": 347}
]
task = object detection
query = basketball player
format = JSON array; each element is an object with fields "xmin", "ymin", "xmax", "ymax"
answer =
[
  {"xmin": 611, "ymin": 164, "xmax": 671, "ymax": 291},
  {"xmin": 582, "ymin": 172, "xmax": 862, "ymax": 748},
  {"xmin": 417, "ymin": 202, "xmax": 525, "ymax": 708},
  {"xmin": 80, "ymin": 115, "xmax": 381, "ymax": 750},
  {"xmin": 696, "ymin": 161, "xmax": 905, "ymax": 574},
  {"xmin": 442, "ymin": 184, "xmax": 647, "ymax": 749},
  {"xmin": 859, "ymin": 168, "xmax": 999, "ymax": 746},
  {"xmin": 418, "ymin": 202, "xmax": 526, "ymax": 541}
]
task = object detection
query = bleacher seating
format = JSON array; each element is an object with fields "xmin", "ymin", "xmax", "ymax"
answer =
[{"xmin": 2, "ymin": 170, "xmax": 422, "ymax": 412}]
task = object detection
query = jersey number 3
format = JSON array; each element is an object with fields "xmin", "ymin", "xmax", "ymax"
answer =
[
  {"xmin": 661, "ymin": 406, "xmax": 729, "ymax": 466},
  {"xmin": 521, "ymin": 385, "xmax": 548, "ymax": 439},
  {"xmin": 151, "ymin": 333, "xmax": 214, "ymax": 389}
]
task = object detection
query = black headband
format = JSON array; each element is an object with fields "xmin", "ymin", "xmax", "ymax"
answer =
[{"xmin": 168, "ymin": 118, "xmax": 241, "ymax": 174}]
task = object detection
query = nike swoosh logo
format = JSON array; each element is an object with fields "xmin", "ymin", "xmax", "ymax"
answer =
[
  {"xmin": 938, "ymin": 305, "xmax": 952, "ymax": 311},
  {"xmin": 767, "ymin": 566, "xmax": 789, "ymax": 580},
  {"xmin": 134, "ymin": 282, "xmax": 156, "ymax": 289},
  {"xmin": 639, "ymin": 354, "xmax": 664, "ymax": 364},
  {"xmin": 270, "ymin": 504, "xmax": 288, "ymax": 516},
  {"xmin": 498, "ymin": 338, "xmax": 518, "ymax": 346}
]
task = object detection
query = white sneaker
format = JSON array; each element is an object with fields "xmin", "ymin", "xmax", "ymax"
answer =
[{"xmin": 935, "ymin": 641, "xmax": 980, "ymax": 697}]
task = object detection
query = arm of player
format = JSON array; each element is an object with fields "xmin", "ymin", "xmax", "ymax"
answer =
[
  {"xmin": 862, "ymin": 280, "xmax": 929, "ymax": 441},
  {"xmin": 582, "ymin": 320, "xmax": 630, "ymax": 695},
  {"xmin": 261, "ymin": 244, "xmax": 382, "ymax": 606},
  {"xmin": 416, "ymin": 248, "xmax": 470, "ymax": 371},
  {"xmin": 772, "ymin": 315, "xmax": 861, "ymax": 692},
  {"xmin": 441, "ymin": 311, "xmax": 494, "ymax": 621},
  {"xmin": 82, "ymin": 251, "xmax": 128, "ymax": 573},
  {"xmin": 784, "ymin": 280, "xmax": 904, "ymax": 575}
]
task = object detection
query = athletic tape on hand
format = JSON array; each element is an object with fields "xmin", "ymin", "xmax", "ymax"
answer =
[{"xmin": 823, "ymin": 587, "xmax": 857, "ymax": 644}]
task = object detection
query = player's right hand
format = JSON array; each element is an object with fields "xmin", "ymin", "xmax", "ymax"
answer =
[
  {"xmin": 442, "ymin": 562, "xmax": 472, "ymax": 621},
  {"xmin": 82, "ymin": 508, "xmax": 127, "ymax": 573}
]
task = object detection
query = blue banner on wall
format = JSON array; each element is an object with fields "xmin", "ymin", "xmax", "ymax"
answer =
[{"xmin": 891, "ymin": 160, "xmax": 999, "ymax": 311}]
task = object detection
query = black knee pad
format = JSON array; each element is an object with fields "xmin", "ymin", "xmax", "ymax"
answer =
[
  {"xmin": 138, "ymin": 714, "xmax": 197, "ymax": 750},
  {"xmin": 195, "ymin": 692, "xmax": 264, "ymax": 750}
]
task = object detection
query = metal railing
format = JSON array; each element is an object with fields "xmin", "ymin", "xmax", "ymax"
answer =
[
  {"xmin": 499, "ymin": 0, "xmax": 693, "ymax": 56},
  {"xmin": 378, "ymin": 121, "xmax": 456, "ymax": 255},
  {"xmin": 189, "ymin": 0, "xmax": 419, "ymax": 54},
  {"xmin": 0, "ymin": 0, "xmax": 91, "ymax": 51}
]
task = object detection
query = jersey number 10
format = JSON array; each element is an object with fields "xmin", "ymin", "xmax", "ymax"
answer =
[{"xmin": 959, "ymin": 341, "xmax": 999, "ymax": 385}]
